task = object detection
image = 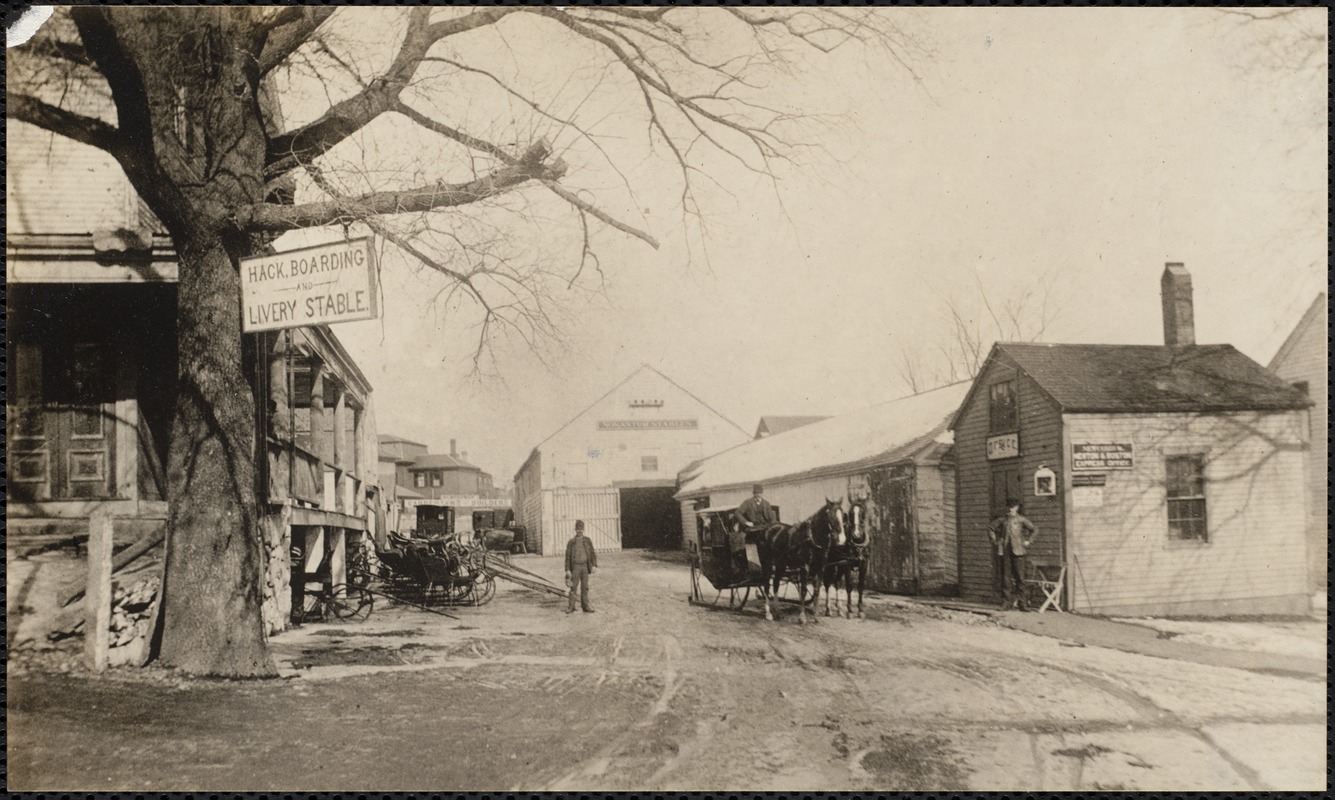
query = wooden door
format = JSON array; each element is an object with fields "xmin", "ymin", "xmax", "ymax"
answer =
[
  {"xmin": 884, "ymin": 476, "xmax": 916, "ymax": 591},
  {"xmin": 988, "ymin": 466, "xmax": 1022, "ymax": 595},
  {"xmin": 8, "ymin": 340, "xmax": 118, "ymax": 502}
]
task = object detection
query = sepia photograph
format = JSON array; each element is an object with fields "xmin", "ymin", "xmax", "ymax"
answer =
[{"xmin": 5, "ymin": 4, "xmax": 1327, "ymax": 791}]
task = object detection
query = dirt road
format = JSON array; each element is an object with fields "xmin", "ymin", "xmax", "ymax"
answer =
[{"xmin": 8, "ymin": 551, "xmax": 1325, "ymax": 791}]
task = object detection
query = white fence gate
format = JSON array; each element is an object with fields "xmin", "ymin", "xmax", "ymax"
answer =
[{"xmin": 543, "ymin": 486, "xmax": 621, "ymax": 554}]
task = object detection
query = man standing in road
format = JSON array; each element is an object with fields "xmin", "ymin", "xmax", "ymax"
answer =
[
  {"xmin": 734, "ymin": 484, "xmax": 776, "ymax": 573},
  {"xmin": 565, "ymin": 520, "xmax": 598, "ymax": 613},
  {"xmin": 989, "ymin": 499, "xmax": 1036, "ymax": 610}
]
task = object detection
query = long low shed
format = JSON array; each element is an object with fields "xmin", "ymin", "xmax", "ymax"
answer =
[{"xmin": 676, "ymin": 382, "xmax": 971, "ymax": 595}]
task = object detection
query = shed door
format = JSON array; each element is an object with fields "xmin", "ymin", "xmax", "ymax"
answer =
[{"xmin": 882, "ymin": 476, "xmax": 916, "ymax": 591}]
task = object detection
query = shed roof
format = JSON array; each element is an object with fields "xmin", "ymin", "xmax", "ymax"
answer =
[
  {"xmin": 755, "ymin": 415, "xmax": 831, "ymax": 438},
  {"xmin": 379, "ymin": 433, "xmax": 427, "ymax": 447},
  {"xmin": 410, "ymin": 453, "xmax": 482, "ymax": 471},
  {"xmin": 678, "ymin": 381, "xmax": 969, "ymax": 498},
  {"xmin": 980, "ymin": 343, "xmax": 1311, "ymax": 417}
]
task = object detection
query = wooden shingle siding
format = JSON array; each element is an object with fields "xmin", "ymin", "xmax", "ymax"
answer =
[
  {"xmin": 7, "ymin": 121, "xmax": 141, "ymax": 235},
  {"xmin": 1064, "ymin": 411, "xmax": 1308, "ymax": 616},
  {"xmin": 955, "ymin": 357, "xmax": 1066, "ymax": 604}
]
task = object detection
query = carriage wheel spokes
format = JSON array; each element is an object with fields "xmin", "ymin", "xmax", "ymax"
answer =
[
  {"xmin": 328, "ymin": 583, "xmax": 374, "ymax": 621},
  {"xmin": 471, "ymin": 572, "xmax": 496, "ymax": 605}
]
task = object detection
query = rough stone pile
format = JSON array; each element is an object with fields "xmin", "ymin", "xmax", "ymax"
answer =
[{"xmin": 109, "ymin": 577, "xmax": 157, "ymax": 665}]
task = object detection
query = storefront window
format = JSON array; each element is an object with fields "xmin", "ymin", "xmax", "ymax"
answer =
[
  {"xmin": 1166, "ymin": 455, "xmax": 1208, "ymax": 541},
  {"xmin": 989, "ymin": 380, "xmax": 1018, "ymax": 432}
]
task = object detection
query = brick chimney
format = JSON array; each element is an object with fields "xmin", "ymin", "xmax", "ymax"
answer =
[
  {"xmin": 450, "ymin": 439, "xmax": 457, "ymax": 456},
  {"xmin": 1161, "ymin": 262, "xmax": 1195, "ymax": 346}
]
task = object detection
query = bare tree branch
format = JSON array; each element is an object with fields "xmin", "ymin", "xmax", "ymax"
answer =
[
  {"xmin": 257, "ymin": 8, "xmax": 336, "ymax": 75},
  {"xmin": 242, "ymin": 140, "xmax": 565, "ymax": 232},
  {"xmin": 9, "ymin": 92, "xmax": 121, "ymax": 154},
  {"xmin": 266, "ymin": 8, "xmax": 519, "ymax": 177}
]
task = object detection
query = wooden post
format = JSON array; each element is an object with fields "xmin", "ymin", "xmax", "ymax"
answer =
[
  {"xmin": 309, "ymin": 359, "xmax": 327, "ymax": 462},
  {"xmin": 333, "ymin": 386, "xmax": 347, "ymax": 512},
  {"xmin": 85, "ymin": 510, "xmax": 114, "ymax": 672}
]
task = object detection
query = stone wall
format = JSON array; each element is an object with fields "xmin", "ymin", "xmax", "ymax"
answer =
[{"xmin": 260, "ymin": 506, "xmax": 292, "ymax": 636}]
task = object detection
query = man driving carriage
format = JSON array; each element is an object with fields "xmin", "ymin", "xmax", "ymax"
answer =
[{"xmin": 733, "ymin": 484, "xmax": 776, "ymax": 573}]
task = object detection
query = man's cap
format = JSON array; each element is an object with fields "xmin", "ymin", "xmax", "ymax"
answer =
[
  {"xmin": 575, "ymin": 519, "xmax": 585, "ymax": 530},
  {"xmin": 752, "ymin": 484, "xmax": 764, "ymax": 494}
]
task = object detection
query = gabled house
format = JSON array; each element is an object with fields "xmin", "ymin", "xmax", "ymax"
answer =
[{"xmin": 951, "ymin": 264, "xmax": 1312, "ymax": 616}]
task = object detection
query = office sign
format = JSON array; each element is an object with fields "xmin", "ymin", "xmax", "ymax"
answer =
[
  {"xmin": 1072, "ymin": 442, "xmax": 1134, "ymax": 471},
  {"xmin": 240, "ymin": 238, "xmax": 379, "ymax": 332},
  {"xmin": 1072, "ymin": 473, "xmax": 1107, "ymax": 487},
  {"xmin": 597, "ymin": 419, "xmax": 698, "ymax": 430},
  {"xmin": 986, "ymin": 432, "xmax": 1020, "ymax": 460}
]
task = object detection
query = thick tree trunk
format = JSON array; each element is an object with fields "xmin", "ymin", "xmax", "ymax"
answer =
[{"xmin": 156, "ymin": 236, "xmax": 276, "ymax": 677}]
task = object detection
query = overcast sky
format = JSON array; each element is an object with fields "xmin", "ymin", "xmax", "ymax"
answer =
[{"xmin": 276, "ymin": 8, "xmax": 1327, "ymax": 486}]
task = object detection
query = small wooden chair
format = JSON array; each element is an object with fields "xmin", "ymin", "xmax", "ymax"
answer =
[{"xmin": 1024, "ymin": 563, "xmax": 1066, "ymax": 613}]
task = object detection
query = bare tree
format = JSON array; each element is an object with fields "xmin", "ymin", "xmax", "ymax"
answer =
[
  {"xmin": 897, "ymin": 273, "xmax": 1062, "ymax": 393},
  {"xmin": 8, "ymin": 7, "xmax": 923, "ymax": 676}
]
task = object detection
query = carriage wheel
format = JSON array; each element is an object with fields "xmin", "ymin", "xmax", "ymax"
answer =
[
  {"xmin": 471, "ymin": 572, "xmax": 496, "ymax": 605},
  {"xmin": 327, "ymin": 584, "xmax": 373, "ymax": 621},
  {"xmin": 347, "ymin": 553, "xmax": 374, "ymax": 590}
]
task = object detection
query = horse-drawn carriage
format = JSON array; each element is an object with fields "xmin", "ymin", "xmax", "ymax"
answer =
[{"xmin": 687, "ymin": 498, "xmax": 870, "ymax": 623}]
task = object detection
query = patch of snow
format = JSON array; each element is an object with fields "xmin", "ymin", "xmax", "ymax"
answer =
[{"xmin": 1112, "ymin": 617, "xmax": 1326, "ymax": 661}]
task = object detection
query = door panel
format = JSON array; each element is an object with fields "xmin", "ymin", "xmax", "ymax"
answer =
[
  {"xmin": 8, "ymin": 343, "xmax": 50, "ymax": 501},
  {"xmin": 8, "ymin": 340, "xmax": 119, "ymax": 502}
]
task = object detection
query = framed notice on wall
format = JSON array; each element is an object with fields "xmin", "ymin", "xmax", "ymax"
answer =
[{"xmin": 1072, "ymin": 442, "xmax": 1134, "ymax": 471}]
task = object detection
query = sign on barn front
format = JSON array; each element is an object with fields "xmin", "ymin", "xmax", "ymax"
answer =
[{"xmin": 240, "ymin": 237, "xmax": 379, "ymax": 332}]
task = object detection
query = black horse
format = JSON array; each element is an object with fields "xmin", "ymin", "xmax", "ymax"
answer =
[
  {"xmin": 823, "ymin": 498, "xmax": 870, "ymax": 618},
  {"xmin": 755, "ymin": 498, "xmax": 846, "ymax": 624}
]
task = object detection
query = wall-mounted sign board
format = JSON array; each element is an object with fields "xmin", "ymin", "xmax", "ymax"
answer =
[
  {"xmin": 1072, "ymin": 443, "xmax": 1134, "ymax": 471},
  {"xmin": 240, "ymin": 237, "xmax": 379, "ymax": 332},
  {"xmin": 986, "ymin": 432, "xmax": 1020, "ymax": 460}
]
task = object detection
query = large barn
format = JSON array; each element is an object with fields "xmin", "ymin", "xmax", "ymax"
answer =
[
  {"xmin": 513, "ymin": 365, "xmax": 751, "ymax": 555},
  {"xmin": 676, "ymin": 381, "xmax": 971, "ymax": 595},
  {"xmin": 951, "ymin": 264, "xmax": 1313, "ymax": 616}
]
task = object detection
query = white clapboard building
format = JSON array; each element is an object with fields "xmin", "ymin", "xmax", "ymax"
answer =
[{"xmin": 513, "ymin": 365, "xmax": 751, "ymax": 554}]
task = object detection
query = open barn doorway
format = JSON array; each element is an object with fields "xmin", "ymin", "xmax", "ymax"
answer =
[{"xmin": 619, "ymin": 486, "xmax": 681, "ymax": 549}]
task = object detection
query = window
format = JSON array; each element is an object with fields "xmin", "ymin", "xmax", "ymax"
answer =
[
  {"xmin": 431, "ymin": 473, "xmax": 443, "ymax": 488},
  {"xmin": 989, "ymin": 381, "xmax": 1018, "ymax": 433},
  {"xmin": 1166, "ymin": 455, "xmax": 1208, "ymax": 542},
  {"xmin": 641, "ymin": 455, "xmax": 659, "ymax": 472},
  {"xmin": 414, "ymin": 473, "xmax": 426, "ymax": 488}
]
